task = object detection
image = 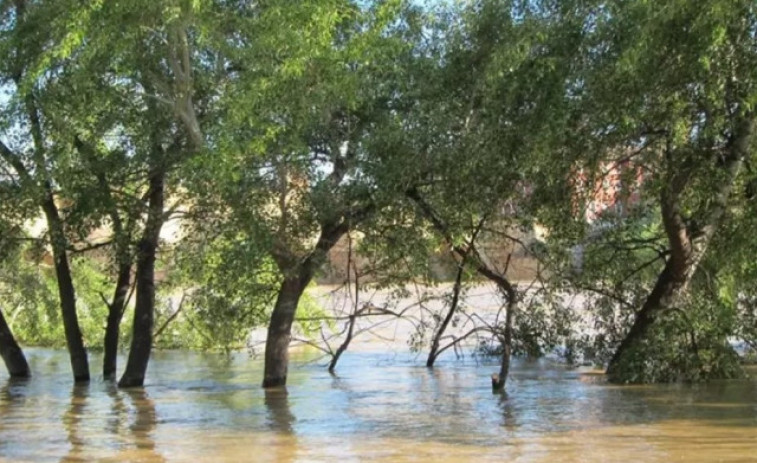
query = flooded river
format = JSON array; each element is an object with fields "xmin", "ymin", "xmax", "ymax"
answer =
[{"xmin": 1, "ymin": 348, "xmax": 756, "ymax": 462}]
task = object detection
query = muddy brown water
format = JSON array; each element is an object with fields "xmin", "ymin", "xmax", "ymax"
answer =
[{"xmin": 1, "ymin": 348, "xmax": 756, "ymax": 462}]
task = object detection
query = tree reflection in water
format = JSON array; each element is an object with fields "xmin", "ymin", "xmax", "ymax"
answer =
[
  {"xmin": 264, "ymin": 387, "xmax": 295, "ymax": 434},
  {"xmin": 0, "ymin": 378, "xmax": 31, "ymax": 458},
  {"xmin": 124, "ymin": 388, "xmax": 165, "ymax": 461},
  {"xmin": 58, "ymin": 384, "xmax": 165, "ymax": 462},
  {"xmin": 263, "ymin": 387, "xmax": 297, "ymax": 463},
  {"xmin": 61, "ymin": 385, "xmax": 88, "ymax": 463}
]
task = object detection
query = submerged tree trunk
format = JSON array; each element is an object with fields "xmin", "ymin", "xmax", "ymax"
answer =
[
  {"xmin": 328, "ymin": 311, "xmax": 356, "ymax": 374},
  {"xmin": 42, "ymin": 193, "xmax": 90, "ymax": 383},
  {"xmin": 328, "ymin": 236, "xmax": 361, "ymax": 374},
  {"xmin": 263, "ymin": 275, "xmax": 310, "ymax": 388},
  {"xmin": 73, "ymin": 137, "xmax": 134, "ymax": 381},
  {"xmin": 607, "ymin": 116, "xmax": 753, "ymax": 382},
  {"xmin": 119, "ymin": 169, "xmax": 164, "ymax": 388},
  {"xmin": 492, "ymin": 298, "xmax": 515, "ymax": 392},
  {"xmin": 408, "ymin": 189, "xmax": 517, "ymax": 390},
  {"xmin": 264, "ymin": 220, "xmax": 349, "ymax": 388},
  {"xmin": 103, "ymin": 262, "xmax": 131, "ymax": 380},
  {"xmin": 0, "ymin": 307, "xmax": 30, "ymax": 378},
  {"xmin": 605, "ymin": 261, "xmax": 683, "ymax": 380},
  {"xmin": 427, "ymin": 261, "xmax": 465, "ymax": 368}
]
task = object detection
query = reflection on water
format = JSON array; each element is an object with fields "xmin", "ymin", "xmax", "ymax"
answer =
[
  {"xmin": 61, "ymin": 385, "xmax": 88, "ymax": 463},
  {"xmin": 264, "ymin": 388, "xmax": 295, "ymax": 434},
  {"xmin": 124, "ymin": 388, "xmax": 164, "ymax": 461},
  {"xmin": 1, "ymin": 349, "xmax": 756, "ymax": 462}
]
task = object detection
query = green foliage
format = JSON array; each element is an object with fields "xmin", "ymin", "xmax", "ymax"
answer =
[
  {"xmin": 607, "ymin": 293, "xmax": 744, "ymax": 384},
  {"xmin": 155, "ymin": 232, "xmax": 280, "ymax": 352},
  {"xmin": 1, "ymin": 0, "xmax": 756, "ymax": 384},
  {"xmin": 0, "ymin": 245, "xmax": 133, "ymax": 350},
  {"xmin": 293, "ymin": 288, "xmax": 336, "ymax": 339}
]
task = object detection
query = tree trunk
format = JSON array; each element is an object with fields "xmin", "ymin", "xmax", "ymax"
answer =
[
  {"xmin": 103, "ymin": 262, "xmax": 131, "ymax": 380},
  {"xmin": 492, "ymin": 298, "xmax": 515, "ymax": 392},
  {"xmin": 0, "ymin": 307, "xmax": 30, "ymax": 378},
  {"xmin": 407, "ymin": 189, "xmax": 518, "ymax": 390},
  {"xmin": 74, "ymin": 138, "xmax": 134, "ymax": 381},
  {"xmin": 41, "ymin": 193, "xmax": 90, "ymax": 383},
  {"xmin": 607, "ymin": 116, "xmax": 752, "ymax": 381},
  {"xmin": 263, "ymin": 275, "xmax": 309, "ymax": 388},
  {"xmin": 427, "ymin": 261, "xmax": 465, "ymax": 368},
  {"xmin": 328, "ymin": 312, "xmax": 355, "ymax": 375},
  {"xmin": 119, "ymin": 170, "xmax": 164, "ymax": 388},
  {"xmin": 264, "ymin": 218, "xmax": 350, "ymax": 388},
  {"xmin": 605, "ymin": 260, "xmax": 681, "ymax": 379}
]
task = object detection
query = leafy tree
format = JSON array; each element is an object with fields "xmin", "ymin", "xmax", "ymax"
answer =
[
  {"xmin": 545, "ymin": 0, "xmax": 757, "ymax": 382},
  {"xmin": 197, "ymin": 0, "xmax": 424, "ymax": 387},
  {"xmin": 0, "ymin": 0, "xmax": 96, "ymax": 382},
  {"xmin": 369, "ymin": 0, "xmax": 586, "ymax": 390}
]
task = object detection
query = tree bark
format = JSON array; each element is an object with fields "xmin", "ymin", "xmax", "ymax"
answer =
[
  {"xmin": 119, "ymin": 169, "xmax": 164, "ymax": 388},
  {"xmin": 605, "ymin": 260, "xmax": 682, "ymax": 379},
  {"xmin": 263, "ymin": 275, "xmax": 310, "ymax": 388},
  {"xmin": 427, "ymin": 261, "xmax": 465, "ymax": 368},
  {"xmin": 41, "ymin": 192, "xmax": 90, "ymax": 383},
  {"xmin": 492, "ymin": 298, "xmax": 515, "ymax": 392},
  {"xmin": 103, "ymin": 262, "xmax": 131, "ymax": 380},
  {"xmin": 0, "ymin": 307, "xmax": 30, "ymax": 378},
  {"xmin": 263, "ymin": 220, "xmax": 350, "ymax": 388}
]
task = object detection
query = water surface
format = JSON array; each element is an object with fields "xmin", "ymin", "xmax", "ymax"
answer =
[{"xmin": 1, "ymin": 349, "xmax": 755, "ymax": 462}]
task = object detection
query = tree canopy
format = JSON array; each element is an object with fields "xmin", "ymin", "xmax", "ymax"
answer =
[{"xmin": 0, "ymin": 0, "xmax": 755, "ymax": 388}]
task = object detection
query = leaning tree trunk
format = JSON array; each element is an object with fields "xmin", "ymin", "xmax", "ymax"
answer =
[
  {"xmin": 607, "ymin": 116, "xmax": 753, "ymax": 382},
  {"xmin": 263, "ymin": 220, "xmax": 349, "ymax": 388},
  {"xmin": 103, "ymin": 261, "xmax": 131, "ymax": 380},
  {"xmin": 407, "ymin": 189, "xmax": 518, "ymax": 391},
  {"xmin": 263, "ymin": 274, "xmax": 310, "ymax": 388},
  {"xmin": 42, "ymin": 193, "xmax": 90, "ymax": 383},
  {"xmin": 427, "ymin": 261, "xmax": 465, "ymax": 368},
  {"xmin": 605, "ymin": 260, "xmax": 685, "ymax": 380},
  {"xmin": 0, "ymin": 307, "xmax": 30, "ymax": 378},
  {"xmin": 119, "ymin": 169, "xmax": 164, "ymax": 388}
]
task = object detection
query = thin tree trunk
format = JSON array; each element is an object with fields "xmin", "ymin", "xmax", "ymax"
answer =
[
  {"xmin": 263, "ymin": 275, "xmax": 310, "ymax": 388},
  {"xmin": 407, "ymin": 189, "xmax": 517, "ymax": 390},
  {"xmin": 328, "ymin": 311, "xmax": 356, "ymax": 374},
  {"xmin": 119, "ymin": 169, "xmax": 164, "ymax": 388},
  {"xmin": 328, "ymin": 232, "xmax": 359, "ymax": 374},
  {"xmin": 42, "ymin": 193, "xmax": 90, "ymax": 383},
  {"xmin": 72, "ymin": 136, "xmax": 134, "ymax": 381},
  {"xmin": 492, "ymin": 298, "xmax": 515, "ymax": 392},
  {"xmin": 427, "ymin": 261, "xmax": 465, "ymax": 367},
  {"xmin": 6, "ymin": 0, "xmax": 90, "ymax": 381},
  {"xmin": 103, "ymin": 262, "xmax": 131, "ymax": 380},
  {"xmin": 0, "ymin": 307, "xmax": 30, "ymax": 378}
]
